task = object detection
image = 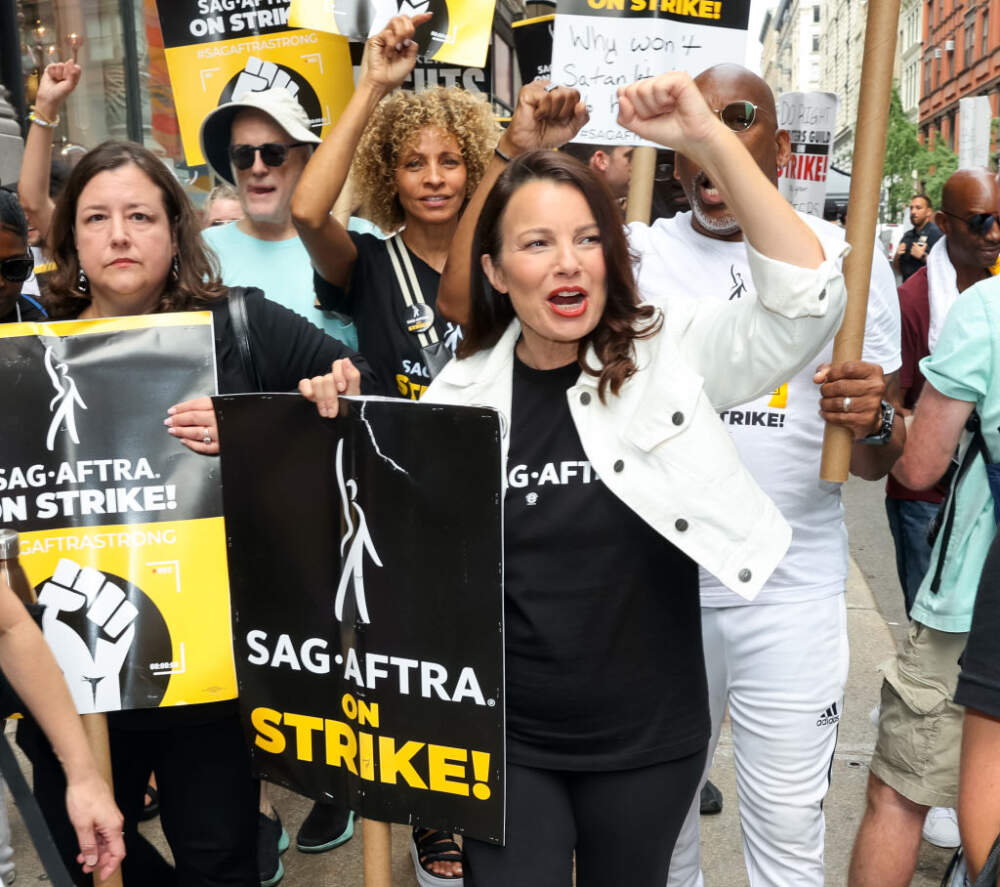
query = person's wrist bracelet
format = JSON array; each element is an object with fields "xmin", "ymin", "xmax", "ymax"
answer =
[
  {"xmin": 494, "ymin": 145, "xmax": 513, "ymax": 163},
  {"xmin": 28, "ymin": 107, "xmax": 59, "ymax": 128}
]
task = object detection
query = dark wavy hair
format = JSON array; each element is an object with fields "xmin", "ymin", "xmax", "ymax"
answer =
[
  {"xmin": 46, "ymin": 140, "xmax": 226, "ymax": 318},
  {"xmin": 458, "ymin": 149, "xmax": 660, "ymax": 401}
]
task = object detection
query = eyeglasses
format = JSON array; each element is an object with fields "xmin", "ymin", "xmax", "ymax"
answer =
[
  {"xmin": 0, "ymin": 255, "xmax": 34, "ymax": 284},
  {"xmin": 940, "ymin": 209, "xmax": 1000, "ymax": 236},
  {"xmin": 228, "ymin": 142, "xmax": 310, "ymax": 171},
  {"xmin": 714, "ymin": 101, "xmax": 760, "ymax": 132}
]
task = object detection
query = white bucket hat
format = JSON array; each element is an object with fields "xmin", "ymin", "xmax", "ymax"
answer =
[{"xmin": 199, "ymin": 87, "xmax": 321, "ymax": 185}]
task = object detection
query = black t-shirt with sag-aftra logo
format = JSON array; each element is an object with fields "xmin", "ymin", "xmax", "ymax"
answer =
[
  {"xmin": 313, "ymin": 233, "xmax": 462, "ymax": 400},
  {"xmin": 503, "ymin": 355, "xmax": 708, "ymax": 770}
]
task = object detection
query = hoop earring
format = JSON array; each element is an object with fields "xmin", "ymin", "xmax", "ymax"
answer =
[
  {"xmin": 170, "ymin": 255, "xmax": 180, "ymax": 282},
  {"xmin": 76, "ymin": 267, "xmax": 89, "ymax": 294}
]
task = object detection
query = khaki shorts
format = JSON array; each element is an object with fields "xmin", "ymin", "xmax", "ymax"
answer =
[{"xmin": 869, "ymin": 621, "xmax": 968, "ymax": 808}]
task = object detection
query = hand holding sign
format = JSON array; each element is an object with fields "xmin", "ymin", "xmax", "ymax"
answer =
[
  {"xmin": 165, "ymin": 395, "xmax": 220, "ymax": 455},
  {"xmin": 363, "ymin": 14, "xmax": 432, "ymax": 93},
  {"xmin": 39, "ymin": 559, "xmax": 138, "ymax": 714},
  {"xmin": 500, "ymin": 81, "xmax": 589, "ymax": 156},
  {"xmin": 617, "ymin": 72, "xmax": 721, "ymax": 155},
  {"xmin": 299, "ymin": 358, "xmax": 363, "ymax": 418}
]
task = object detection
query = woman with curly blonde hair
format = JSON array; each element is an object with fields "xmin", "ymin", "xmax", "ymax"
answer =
[{"xmin": 292, "ymin": 13, "xmax": 499, "ymax": 402}]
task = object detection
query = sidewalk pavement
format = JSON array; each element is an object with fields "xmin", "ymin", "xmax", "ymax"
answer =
[{"xmin": 2, "ymin": 557, "xmax": 957, "ymax": 885}]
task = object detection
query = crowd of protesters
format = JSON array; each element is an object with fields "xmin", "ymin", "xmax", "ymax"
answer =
[{"xmin": 0, "ymin": 11, "xmax": 998, "ymax": 887}]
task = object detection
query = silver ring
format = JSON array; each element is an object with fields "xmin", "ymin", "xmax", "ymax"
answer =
[
  {"xmin": 842, "ymin": 397, "xmax": 852, "ymax": 413},
  {"xmin": 544, "ymin": 82, "xmax": 559, "ymax": 93},
  {"xmin": 202, "ymin": 428, "xmax": 212, "ymax": 445}
]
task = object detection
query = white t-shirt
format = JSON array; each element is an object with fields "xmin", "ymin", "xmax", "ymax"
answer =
[{"xmin": 629, "ymin": 211, "xmax": 901, "ymax": 606}]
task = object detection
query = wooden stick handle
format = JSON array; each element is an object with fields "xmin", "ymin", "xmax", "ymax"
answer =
[
  {"xmin": 819, "ymin": 0, "xmax": 901, "ymax": 482},
  {"xmin": 363, "ymin": 818, "xmax": 392, "ymax": 887},
  {"xmin": 81, "ymin": 714, "xmax": 121, "ymax": 887},
  {"xmin": 625, "ymin": 146, "xmax": 656, "ymax": 225}
]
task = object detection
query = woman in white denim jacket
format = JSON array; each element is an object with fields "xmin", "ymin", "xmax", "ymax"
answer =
[{"xmin": 417, "ymin": 73, "xmax": 848, "ymax": 887}]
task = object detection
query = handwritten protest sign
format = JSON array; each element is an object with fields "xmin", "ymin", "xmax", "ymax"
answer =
[
  {"xmin": 550, "ymin": 0, "xmax": 750, "ymax": 145},
  {"xmin": 777, "ymin": 91, "xmax": 838, "ymax": 218},
  {"xmin": 0, "ymin": 314, "xmax": 236, "ymax": 714},
  {"xmin": 153, "ymin": 0, "xmax": 354, "ymax": 166},
  {"xmin": 216, "ymin": 394, "xmax": 504, "ymax": 842},
  {"xmin": 289, "ymin": 0, "xmax": 495, "ymax": 68}
]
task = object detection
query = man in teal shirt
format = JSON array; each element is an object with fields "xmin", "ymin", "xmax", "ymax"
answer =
[
  {"xmin": 849, "ymin": 263, "xmax": 1000, "ymax": 887},
  {"xmin": 199, "ymin": 87, "xmax": 357, "ymax": 350}
]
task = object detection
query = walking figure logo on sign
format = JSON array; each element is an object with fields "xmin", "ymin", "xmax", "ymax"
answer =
[
  {"xmin": 334, "ymin": 437, "xmax": 383, "ymax": 624},
  {"xmin": 44, "ymin": 345, "xmax": 87, "ymax": 452}
]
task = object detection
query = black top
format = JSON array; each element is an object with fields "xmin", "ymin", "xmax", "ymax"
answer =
[
  {"xmin": 955, "ymin": 533, "xmax": 1000, "ymax": 717},
  {"xmin": 313, "ymin": 232, "xmax": 461, "ymax": 399},
  {"xmin": 503, "ymin": 356, "xmax": 709, "ymax": 770},
  {"xmin": 1, "ymin": 293, "xmax": 47, "ymax": 324},
  {"xmin": 107, "ymin": 287, "xmax": 370, "ymax": 730},
  {"xmin": 899, "ymin": 221, "xmax": 943, "ymax": 281}
]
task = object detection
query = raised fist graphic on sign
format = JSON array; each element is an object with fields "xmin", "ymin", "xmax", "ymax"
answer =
[
  {"xmin": 232, "ymin": 56, "xmax": 300, "ymax": 101},
  {"xmin": 38, "ymin": 559, "xmax": 138, "ymax": 714}
]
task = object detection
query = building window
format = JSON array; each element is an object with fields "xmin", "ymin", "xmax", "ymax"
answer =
[
  {"xmin": 925, "ymin": 52, "xmax": 934, "ymax": 92},
  {"xmin": 927, "ymin": 0, "xmax": 933, "ymax": 29},
  {"xmin": 813, "ymin": 5, "xmax": 821, "ymax": 22},
  {"xmin": 966, "ymin": 18, "xmax": 976, "ymax": 64},
  {"xmin": 812, "ymin": 34, "xmax": 820, "ymax": 50},
  {"xmin": 983, "ymin": 10, "xmax": 990, "ymax": 56}
]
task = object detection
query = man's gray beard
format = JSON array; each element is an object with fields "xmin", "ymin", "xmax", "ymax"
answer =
[{"xmin": 691, "ymin": 197, "xmax": 741, "ymax": 237}]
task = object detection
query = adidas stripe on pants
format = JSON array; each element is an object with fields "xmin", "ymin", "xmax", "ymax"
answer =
[{"xmin": 666, "ymin": 594, "xmax": 849, "ymax": 887}]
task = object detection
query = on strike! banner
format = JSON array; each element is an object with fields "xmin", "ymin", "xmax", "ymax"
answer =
[
  {"xmin": 289, "ymin": 0, "xmax": 496, "ymax": 68},
  {"xmin": 154, "ymin": 0, "xmax": 355, "ymax": 166},
  {"xmin": 216, "ymin": 394, "xmax": 505, "ymax": 842},
  {"xmin": 0, "ymin": 314, "xmax": 236, "ymax": 715},
  {"xmin": 551, "ymin": 0, "xmax": 750, "ymax": 145},
  {"xmin": 777, "ymin": 91, "xmax": 838, "ymax": 218}
]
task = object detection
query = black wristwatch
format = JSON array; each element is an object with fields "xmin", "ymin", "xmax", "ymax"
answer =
[{"xmin": 860, "ymin": 400, "xmax": 895, "ymax": 446}]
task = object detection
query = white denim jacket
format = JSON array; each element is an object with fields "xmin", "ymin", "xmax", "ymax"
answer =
[{"xmin": 425, "ymin": 235, "xmax": 849, "ymax": 599}]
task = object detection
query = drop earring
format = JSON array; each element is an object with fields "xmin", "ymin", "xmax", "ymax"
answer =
[
  {"xmin": 171, "ymin": 255, "xmax": 180, "ymax": 282},
  {"xmin": 76, "ymin": 267, "xmax": 89, "ymax": 294}
]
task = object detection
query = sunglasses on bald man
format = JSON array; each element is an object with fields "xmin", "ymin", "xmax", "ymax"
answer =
[
  {"xmin": 940, "ymin": 210, "xmax": 1000, "ymax": 236},
  {"xmin": 713, "ymin": 101, "xmax": 762, "ymax": 132},
  {"xmin": 0, "ymin": 255, "xmax": 34, "ymax": 284},
  {"xmin": 228, "ymin": 142, "xmax": 310, "ymax": 171}
]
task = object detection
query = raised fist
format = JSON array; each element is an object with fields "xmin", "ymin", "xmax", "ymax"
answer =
[
  {"xmin": 38, "ymin": 560, "xmax": 138, "ymax": 714},
  {"xmin": 232, "ymin": 56, "xmax": 299, "ymax": 100}
]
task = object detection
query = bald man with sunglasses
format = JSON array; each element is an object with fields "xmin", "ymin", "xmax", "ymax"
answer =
[{"xmin": 625, "ymin": 64, "xmax": 903, "ymax": 887}]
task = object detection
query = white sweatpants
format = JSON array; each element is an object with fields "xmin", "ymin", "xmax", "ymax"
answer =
[{"xmin": 666, "ymin": 595, "xmax": 849, "ymax": 887}]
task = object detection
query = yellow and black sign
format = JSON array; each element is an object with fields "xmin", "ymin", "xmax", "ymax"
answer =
[
  {"xmin": 154, "ymin": 0, "xmax": 354, "ymax": 166},
  {"xmin": 289, "ymin": 0, "xmax": 495, "ymax": 68},
  {"xmin": 0, "ymin": 314, "xmax": 236, "ymax": 714}
]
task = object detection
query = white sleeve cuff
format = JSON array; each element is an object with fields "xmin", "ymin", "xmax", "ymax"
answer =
[{"xmin": 745, "ymin": 232, "xmax": 850, "ymax": 319}]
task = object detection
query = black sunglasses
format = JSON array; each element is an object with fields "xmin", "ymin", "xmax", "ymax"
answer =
[
  {"xmin": 714, "ymin": 101, "xmax": 760, "ymax": 132},
  {"xmin": 228, "ymin": 142, "xmax": 310, "ymax": 171},
  {"xmin": 941, "ymin": 209, "xmax": 1000, "ymax": 236},
  {"xmin": 0, "ymin": 255, "xmax": 33, "ymax": 284}
]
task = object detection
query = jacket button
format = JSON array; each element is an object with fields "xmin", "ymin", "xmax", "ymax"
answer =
[
  {"xmin": 738, "ymin": 568, "xmax": 752, "ymax": 583},
  {"xmin": 672, "ymin": 411, "xmax": 684, "ymax": 425},
  {"xmin": 580, "ymin": 392, "xmax": 591, "ymax": 406},
  {"xmin": 818, "ymin": 288, "xmax": 827, "ymax": 300},
  {"xmin": 675, "ymin": 518, "xmax": 688, "ymax": 532},
  {"xmin": 613, "ymin": 459, "xmax": 624, "ymax": 473}
]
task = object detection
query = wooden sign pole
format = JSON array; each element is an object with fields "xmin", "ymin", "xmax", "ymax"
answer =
[
  {"xmin": 625, "ymin": 146, "xmax": 657, "ymax": 225},
  {"xmin": 819, "ymin": 0, "xmax": 901, "ymax": 481},
  {"xmin": 363, "ymin": 819, "xmax": 392, "ymax": 887},
  {"xmin": 81, "ymin": 714, "xmax": 121, "ymax": 887}
]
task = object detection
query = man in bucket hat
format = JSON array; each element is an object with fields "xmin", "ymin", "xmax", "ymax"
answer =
[
  {"xmin": 199, "ymin": 86, "xmax": 357, "ymax": 350},
  {"xmin": 199, "ymin": 88, "xmax": 357, "ymax": 887}
]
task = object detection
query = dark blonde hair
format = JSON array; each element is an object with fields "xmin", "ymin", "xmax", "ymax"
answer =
[
  {"xmin": 353, "ymin": 87, "xmax": 499, "ymax": 233},
  {"xmin": 46, "ymin": 141, "xmax": 226, "ymax": 318},
  {"xmin": 459, "ymin": 150, "xmax": 661, "ymax": 402}
]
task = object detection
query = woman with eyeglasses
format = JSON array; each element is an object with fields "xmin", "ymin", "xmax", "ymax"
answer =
[
  {"xmin": 0, "ymin": 191, "xmax": 46, "ymax": 323},
  {"xmin": 11, "ymin": 137, "xmax": 371, "ymax": 887},
  {"xmin": 290, "ymin": 14, "xmax": 499, "ymax": 405}
]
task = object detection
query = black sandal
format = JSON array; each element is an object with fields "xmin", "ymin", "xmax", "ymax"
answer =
[{"xmin": 410, "ymin": 827, "xmax": 463, "ymax": 887}]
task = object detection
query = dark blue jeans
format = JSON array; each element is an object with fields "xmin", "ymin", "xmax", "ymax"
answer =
[{"xmin": 885, "ymin": 496, "xmax": 940, "ymax": 615}]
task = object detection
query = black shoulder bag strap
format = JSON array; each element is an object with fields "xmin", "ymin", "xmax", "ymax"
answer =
[
  {"xmin": 930, "ymin": 412, "xmax": 991, "ymax": 593},
  {"xmin": 228, "ymin": 287, "xmax": 263, "ymax": 392},
  {"xmin": 0, "ymin": 732, "xmax": 74, "ymax": 886}
]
